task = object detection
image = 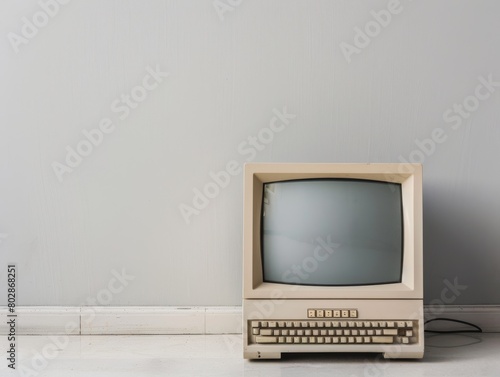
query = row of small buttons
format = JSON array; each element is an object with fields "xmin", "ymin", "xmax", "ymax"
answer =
[
  {"xmin": 308, "ymin": 309, "xmax": 357, "ymax": 318},
  {"xmin": 251, "ymin": 320, "xmax": 413, "ymax": 328},
  {"xmin": 253, "ymin": 328, "xmax": 413, "ymax": 337},
  {"xmin": 255, "ymin": 336, "xmax": 411, "ymax": 344}
]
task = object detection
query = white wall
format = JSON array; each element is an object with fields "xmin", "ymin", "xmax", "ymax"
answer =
[{"xmin": 0, "ymin": 0, "xmax": 499, "ymax": 306}]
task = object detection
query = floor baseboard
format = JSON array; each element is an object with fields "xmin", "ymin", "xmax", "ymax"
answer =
[
  {"xmin": 1, "ymin": 305, "xmax": 498, "ymax": 335},
  {"xmin": 0, "ymin": 306, "xmax": 243, "ymax": 335}
]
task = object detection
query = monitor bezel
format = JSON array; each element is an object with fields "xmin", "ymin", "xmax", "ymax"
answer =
[{"xmin": 243, "ymin": 163, "xmax": 423, "ymax": 300}]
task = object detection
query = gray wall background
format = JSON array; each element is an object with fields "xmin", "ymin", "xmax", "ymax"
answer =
[{"xmin": 0, "ymin": 0, "xmax": 499, "ymax": 306}]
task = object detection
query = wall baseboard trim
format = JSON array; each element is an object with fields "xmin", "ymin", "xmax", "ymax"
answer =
[
  {"xmin": 0, "ymin": 306, "xmax": 243, "ymax": 335},
  {"xmin": 1, "ymin": 305, "xmax": 498, "ymax": 335}
]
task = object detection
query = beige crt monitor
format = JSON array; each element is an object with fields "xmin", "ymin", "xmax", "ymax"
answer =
[{"xmin": 243, "ymin": 163, "xmax": 423, "ymax": 360}]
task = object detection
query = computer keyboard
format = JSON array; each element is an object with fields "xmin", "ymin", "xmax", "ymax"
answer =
[{"xmin": 250, "ymin": 320, "xmax": 418, "ymax": 345}]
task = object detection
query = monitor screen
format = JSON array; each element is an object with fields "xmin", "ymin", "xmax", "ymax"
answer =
[{"xmin": 261, "ymin": 179, "xmax": 403, "ymax": 286}]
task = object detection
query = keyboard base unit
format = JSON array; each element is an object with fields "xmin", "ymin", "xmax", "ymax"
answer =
[{"xmin": 243, "ymin": 299, "xmax": 424, "ymax": 360}]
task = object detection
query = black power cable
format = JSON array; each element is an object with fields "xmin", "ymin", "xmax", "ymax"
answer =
[{"xmin": 424, "ymin": 318, "xmax": 483, "ymax": 334}]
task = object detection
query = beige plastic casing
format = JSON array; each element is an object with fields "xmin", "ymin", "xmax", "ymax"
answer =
[{"xmin": 242, "ymin": 163, "xmax": 424, "ymax": 359}]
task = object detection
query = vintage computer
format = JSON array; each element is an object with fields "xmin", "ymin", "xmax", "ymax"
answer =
[{"xmin": 243, "ymin": 163, "xmax": 423, "ymax": 359}]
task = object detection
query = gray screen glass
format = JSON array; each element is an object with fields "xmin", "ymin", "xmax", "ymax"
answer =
[{"xmin": 262, "ymin": 179, "xmax": 403, "ymax": 286}]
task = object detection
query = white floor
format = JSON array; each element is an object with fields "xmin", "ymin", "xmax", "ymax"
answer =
[{"xmin": 2, "ymin": 333, "xmax": 499, "ymax": 376}]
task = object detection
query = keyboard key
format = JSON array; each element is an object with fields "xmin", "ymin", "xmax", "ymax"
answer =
[
  {"xmin": 256, "ymin": 336, "xmax": 277, "ymax": 343},
  {"xmin": 308, "ymin": 309, "xmax": 316, "ymax": 318},
  {"xmin": 334, "ymin": 310, "xmax": 341, "ymax": 318},
  {"xmin": 342, "ymin": 310, "xmax": 349, "ymax": 318},
  {"xmin": 350, "ymin": 310, "xmax": 358, "ymax": 318},
  {"xmin": 254, "ymin": 318, "xmax": 418, "ymax": 347},
  {"xmin": 372, "ymin": 336, "xmax": 393, "ymax": 344},
  {"xmin": 325, "ymin": 310, "xmax": 333, "ymax": 318}
]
